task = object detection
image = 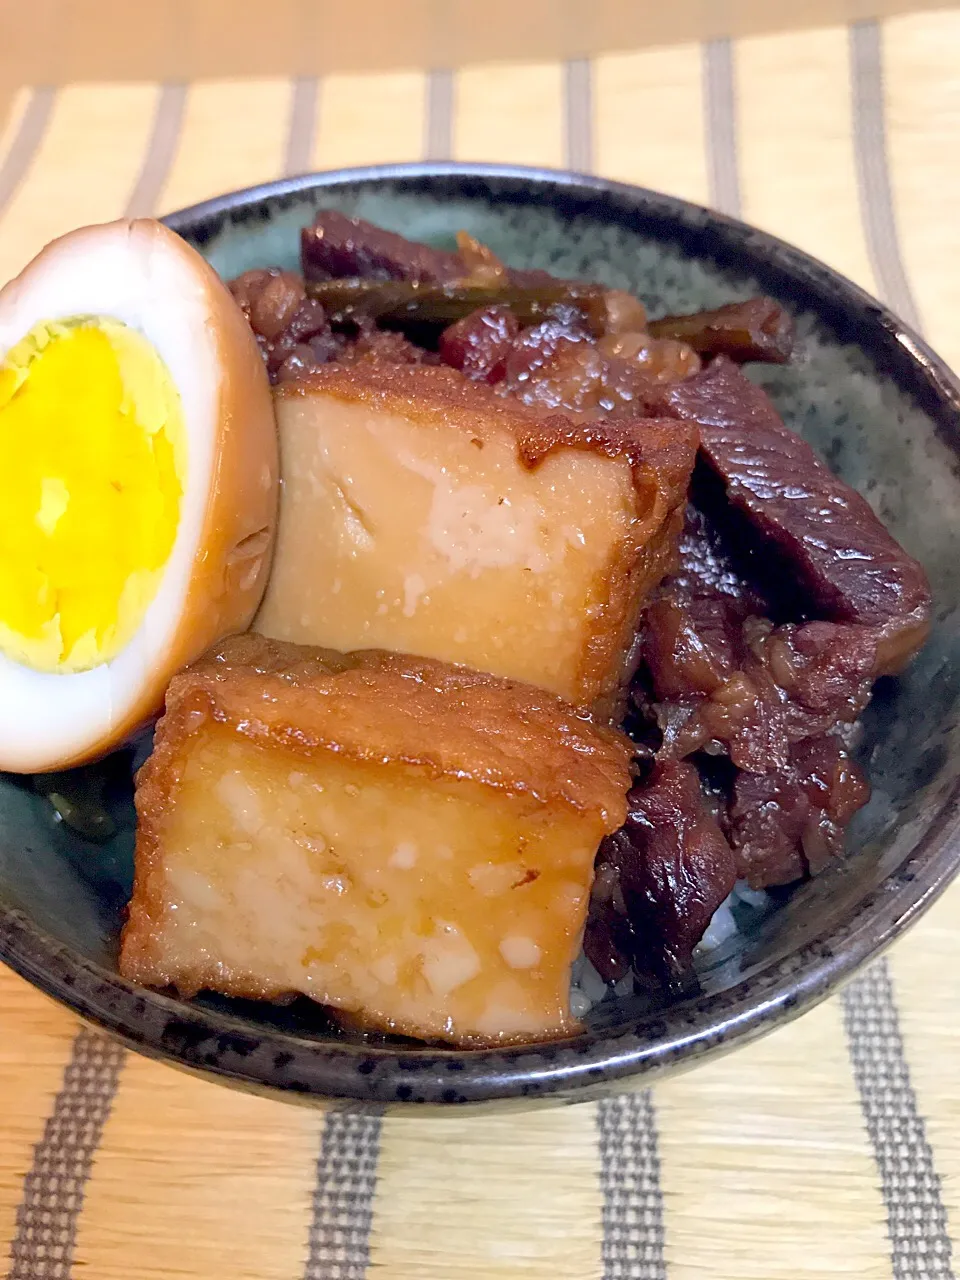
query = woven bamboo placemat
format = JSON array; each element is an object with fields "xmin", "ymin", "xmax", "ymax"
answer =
[{"xmin": 0, "ymin": 4, "xmax": 958, "ymax": 1276}]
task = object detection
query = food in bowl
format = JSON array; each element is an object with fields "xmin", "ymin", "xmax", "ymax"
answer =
[
  {"xmin": 254, "ymin": 361, "xmax": 696, "ymax": 710},
  {"xmin": 120, "ymin": 633, "xmax": 632, "ymax": 1045},
  {"xmin": 0, "ymin": 207, "xmax": 931, "ymax": 1050}
]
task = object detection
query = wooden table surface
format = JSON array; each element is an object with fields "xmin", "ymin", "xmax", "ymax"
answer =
[{"xmin": 0, "ymin": 4, "xmax": 958, "ymax": 1276}]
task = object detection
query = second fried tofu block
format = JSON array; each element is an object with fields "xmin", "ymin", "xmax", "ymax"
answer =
[
  {"xmin": 254, "ymin": 363, "xmax": 697, "ymax": 711},
  {"xmin": 120, "ymin": 634, "xmax": 633, "ymax": 1046}
]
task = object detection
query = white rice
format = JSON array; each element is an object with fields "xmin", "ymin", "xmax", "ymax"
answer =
[{"xmin": 571, "ymin": 881, "xmax": 772, "ymax": 1016}]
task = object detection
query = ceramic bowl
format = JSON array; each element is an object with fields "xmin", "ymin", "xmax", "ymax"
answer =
[{"xmin": 1, "ymin": 163, "xmax": 958, "ymax": 1107}]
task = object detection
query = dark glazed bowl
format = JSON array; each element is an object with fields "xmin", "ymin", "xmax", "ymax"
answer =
[{"xmin": 1, "ymin": 164, "xmax": 958, "ymax": 1107}]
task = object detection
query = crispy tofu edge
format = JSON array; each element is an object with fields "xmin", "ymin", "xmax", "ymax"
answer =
[
  {"xmin": 119, "ymin": 641, "xmax": 635, "ymax": 1031},
  {"xmin": 275, "ymin": 364, "xmax": 698, "ymax": 710}
]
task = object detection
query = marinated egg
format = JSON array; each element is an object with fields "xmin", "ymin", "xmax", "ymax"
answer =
[{"xmin": 0, "ymin": 218, "xmax": 278, "ymax": 772}]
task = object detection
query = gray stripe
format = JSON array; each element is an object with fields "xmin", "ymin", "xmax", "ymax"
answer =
[
  {"xmin": 842, "ymin": 961, "xmax": 955, "ymax": 1277},
  {"xmin": 8, "ymin": 1028, "xmax": 126, "ymax": 1279},
  {"xmin": 849, "ymin": 20, "xmax": 923, "ymax": 331},
  {"xmin": 845, "ymin": 28, "xmax": 953, "ymax": 1266},
  {"xmin": 424, "ymin": 70, "xmax": 453, "ymax": 162},
  {"xmin": 563, "ymin": 58, "xmax": 593, "ymax": 173},
  {"xmin": 597, "ymin": 1091, "xmax": 668, "ymax": 1280},
  {"xmin": 285, "ymin": 77, "xmax": 319, "ymax": 178},
  {"xmin": 124, "ymin": 83, "xmax": 186, "ymax": 218},
  {"xmin": 702, "ymin": 38, "xmax": 741, "ymax": 218},
  {"xmin": 303, "ymin": 1108, "xmax": 383, "ymax": 1280},
  {"xmin": 0, "ymin": 87, "xmax": 55, "ymax": 221}
]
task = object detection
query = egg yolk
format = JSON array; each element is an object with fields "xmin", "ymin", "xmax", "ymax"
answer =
[{"xmin": 0, "ymin": 318, "xmax": 184, "ymax": 673}]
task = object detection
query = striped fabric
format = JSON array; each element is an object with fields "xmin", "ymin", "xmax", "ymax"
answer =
[{"xmin": 0, "ymin": 8, "xmax": 959, "ymax": 1277}]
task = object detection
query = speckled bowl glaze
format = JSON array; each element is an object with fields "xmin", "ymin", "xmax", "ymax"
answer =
[{"xmin": 1, "ymin": 164, "xmax": 958, "ymax": 1107}]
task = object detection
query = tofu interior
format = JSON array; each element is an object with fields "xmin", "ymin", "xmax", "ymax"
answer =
[
  {"xmin": 128, "ymin": 723, "xmax": 607, "ymax": 1045},
  {"xmin": 120, "ymin": 635, "xmax": 634, "ymax": 1047},
  {"xmin": 255, "ymin": 366, "xmax": 692, "ymax": 707}
]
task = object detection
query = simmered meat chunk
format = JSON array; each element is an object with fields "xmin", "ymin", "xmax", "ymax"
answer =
[
  {"xmin": 440, "ymin": 305, "xmax": 699, "ymax": 416},
  {"xmin": 639, "ymin": 505, "xmax": 877, "ymax": 772},
  {"xmin": 660, "ymin": 357, "xmax": 931, "ymax": 674},
  {"xmin": 727, "ymin": 736, "xmax": 870, "ymax": 887},
  {"xmin": 301, "ymin": 210, "xmax": 555, "ymax": 290},
  {"xmin": 438, "ymin": 305, "xmax": 520, "ymax": 382},
  {"xmin": 302, "ymin": 209, "xmax": 468, "ymax": 284},
  {"xmin": 229, "ymin": 268, "xmax": 337, "ymax": 383},
  {"xmin": 584, "ymin": 761, "xmax": 737, "ymax": 981},
  {"xmin": 648, "ymin": 297, "xmax": 794, "ymax": 364}
]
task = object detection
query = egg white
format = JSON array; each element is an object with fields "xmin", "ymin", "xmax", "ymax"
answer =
[{"xmin": 0, "ymin": 220, "xmax": 276, "ymax": 772}]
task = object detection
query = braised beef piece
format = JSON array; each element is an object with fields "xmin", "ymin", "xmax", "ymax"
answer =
[
  {"xmin": 438, "ymin": 304, "xmax": 697, "ymax": 415},
  {"xmin": 639, "ymin": 502, "xmax": 877, "ymax": 771},
  {"xmin": 438, "ymin": 305, "xmax": 520, "ymax": 382},
  {"xmin": 228, "ymin": 268, "xmax": 432, "ymax": 382},
  {"xmin": 229, "ymin": 268, "xmax": 338, "ymax": 383},
  {"xmin": 648, "ymin": 297, "xmax": 794, "ymax": 364},
  {"xmin": 302, "ymin": 210, "xmax": 466, "ymax": 284},
  {"xmin": 301, "ymin": 210, "xmax": 555, "ymax": 289},
  {"xmin": 333, "ymin": 328, "xmax": 430, "ymax": 368},
  {"xmin": 584, "ymin": 762, "xmax": 738, "ymax": 982},
  {"xmin": 660, "ymin": 357, "xmax": 931, "ymax": 674},
  {"xmin": 727, "ymin": 736, "xmax": 870, "ymax": 888},
  {"xmin": 644, "ymin": 607, "xmax": 877, "ymax": 772}
]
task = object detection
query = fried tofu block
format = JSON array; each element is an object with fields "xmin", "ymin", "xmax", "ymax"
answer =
[
  {"xmin": 120, "ymin": 633, "xmax": 633, "ymax": 1046},
  {"xmin": 254, "ymin": 364, "xmax": 696, "ymax": 712}
]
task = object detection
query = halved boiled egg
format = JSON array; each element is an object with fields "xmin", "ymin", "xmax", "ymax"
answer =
[{"xmin": 0, "ymin": 218, "xmax": 278, "ymax": 772}]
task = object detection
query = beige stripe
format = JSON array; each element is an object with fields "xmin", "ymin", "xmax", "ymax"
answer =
[
  {"xmin": 8, "ymin": 0, "xmax": 960, "ymax": 83},
  {"xmin": 157, "ymin": 78, "xmax": 289, "ymax": 215},
  {"xmin": 654, "ymin": 1000, "xmax": 892, "ymax": 1279},
  {"xmin": 453, "ymin": 61, "xmax": 564, "ymax": 169},
  {"xmin": 74, "ymin": 1053, "xmax": 322, "ymax": 1278},
  {"xmin": 311, "ymin": 71, "xmax": 426, "ymax": 170},
  {"xmin": 594, "ymin": 44, "xmax": 709, "ymax": 205},
  {"xmin": 0, "ymin": 83, "xmax": 157, "ymax": 283},
  {"xmin": 883, "ymin": 8, "xmax": 960, "ymax": 373},
  {"xmin": 888, "ymin": 879, "xmax": 960, "ymax": 1259},
  {"xmin": 369, "ymin": 1106, "xmax": 602, "ymax": 1278},
  {"xmin": 737, "ymin": 25, "xmax": 878, "ymax": 294},
  {"xmin": 0, "ymin": 971, "xmax": 79, "ymax": 1265}
]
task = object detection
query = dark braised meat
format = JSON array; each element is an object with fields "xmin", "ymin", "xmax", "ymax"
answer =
[
  {"xmin": 301, "ymin": 210, "xmax": 556, "ymax": 290},
  {"xmin": 726, "ymin": 736, "xmax": 870, "ymax": 888},
  {"xmin": 228, "ymin": 268, "xmax": 431, "ymax": 383},
  {"xmin": 332, "ymin": 328, "xmax": 430, "ymax": 369},
  {"xmin": 225, "ymin": 211, "xmax": 931, "ymax": 998},
  {"xmin": 648, "ymin": 297, "xmax": 794, "ymax": 364},
  {"xmin": 639, "ymin": 503, "xmax": 876, "ymax": 771},
  {"xmin": 439, "ymin": 304, "xmax": 697, "ymax": 416},
  {"xmin": 229, "ymin": 268, "xmax": 338, "ymax": 383},
  {"xmin": 584, "ymin": 761, "xmax": 738, "ymax": 981},
  {"xmin": 302, "ymin": 209, "xmax": 467, "ymax": 284},
  {"xmin": 438, "ymin": 305, "xmax": 520, "ymax": 382},
  {"xmin": 660, "ymin": 357, "xmax": 931, "ymax": 674}
]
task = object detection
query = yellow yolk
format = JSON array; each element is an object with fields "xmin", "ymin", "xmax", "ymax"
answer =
[{"xmin": 0, "ymin": 318, "xmax": 184, "ymax": 673}]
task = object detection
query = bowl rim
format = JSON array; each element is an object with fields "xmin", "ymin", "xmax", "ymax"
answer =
[{"xmin": 2, "ymin": 160, "xmax": 959, "ymax": 1105}]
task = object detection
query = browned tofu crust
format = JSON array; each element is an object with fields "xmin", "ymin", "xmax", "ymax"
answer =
[
  {"xmin": 137, "ymin": 633, "xmax": 634, "ymax": 818},
  {"xmin": 274, "ymin": 363, "xmax": 698, "ymax": 711},
  {"xmin": 121, "ymin": 636, "xmax": 634, "ymax": 1011}
]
